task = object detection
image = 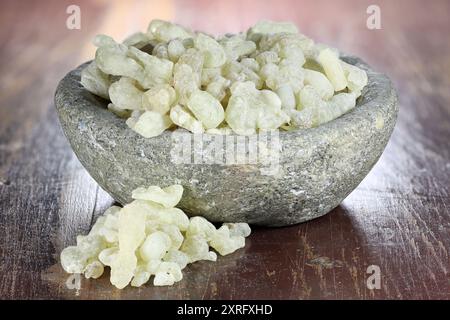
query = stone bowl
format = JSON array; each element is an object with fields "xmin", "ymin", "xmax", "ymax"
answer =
[{"xmin": 54, "ymin": 55, "xmax": 398, "ymax": 226}]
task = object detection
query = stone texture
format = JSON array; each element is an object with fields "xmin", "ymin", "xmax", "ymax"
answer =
[{"xmin": 54, "ymin": 55, "xmax": 398, "ymax": 226}]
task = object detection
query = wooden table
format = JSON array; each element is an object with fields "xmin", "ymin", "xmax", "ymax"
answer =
[{"xmin": 1, "ymin": 0, "xmax": 449, "ymax": 299}]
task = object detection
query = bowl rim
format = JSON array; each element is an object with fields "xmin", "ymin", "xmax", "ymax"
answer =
[{"xmin": 55, "ymin": 54, "xmax": 398, "ymax": 146}]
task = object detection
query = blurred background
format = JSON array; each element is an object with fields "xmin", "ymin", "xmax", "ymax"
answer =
[{"xmin": 0, "ymin": 0, "xmax": 449, "ymax": 299}]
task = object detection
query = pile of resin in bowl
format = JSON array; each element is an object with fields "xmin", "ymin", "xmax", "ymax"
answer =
[
  {"xmin": 81, "ymin": 20, "xmax": 368, "ymax": 137},
  {"xmin": 60, "ymin": 184, "xmax": 251, "ymax": 288}
]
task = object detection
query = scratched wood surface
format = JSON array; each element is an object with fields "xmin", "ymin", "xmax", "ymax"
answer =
[{"xmin": 0, "ymin": 0, "xmax": 449, "ymax": 299}]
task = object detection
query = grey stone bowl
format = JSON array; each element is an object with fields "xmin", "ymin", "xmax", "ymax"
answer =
[{"xmin": 55, "ymin": 55, "xmax": 398, "ymax": 226}]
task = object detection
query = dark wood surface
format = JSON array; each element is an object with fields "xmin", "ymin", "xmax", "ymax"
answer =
[{"xmin": 1, "ymin": 0, "xmax": 449, "ymax": 299}]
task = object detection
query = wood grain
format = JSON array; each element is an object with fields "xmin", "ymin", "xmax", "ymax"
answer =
[{"xmin": 0, "ymin": 0, "xmax": 449, "ymax": 299}]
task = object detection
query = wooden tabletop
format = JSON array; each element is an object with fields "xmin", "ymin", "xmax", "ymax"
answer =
[{"xmin": 1, "ymin": 0, "xmax": 449, "ymax": 300}]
